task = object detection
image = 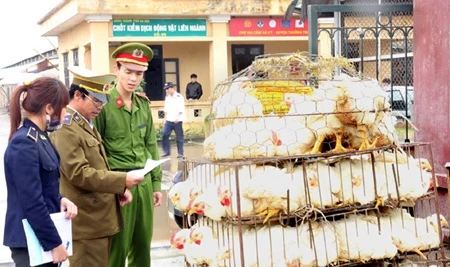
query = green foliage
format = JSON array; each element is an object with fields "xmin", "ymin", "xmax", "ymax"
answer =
[
  {"xmin": 155, "ymin": 124, "xmax": 164, "ymax": 141},
  {"xmin": 204, "ymin": 113, "xmax": 214, "ymax": 123}
]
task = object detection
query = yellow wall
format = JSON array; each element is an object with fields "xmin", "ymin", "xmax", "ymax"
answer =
[
  {"xmin": 59, "ymin": 23, "xmax": 91, "ymax": 54},
  {"xmin": 40, "ymin": 0, "xmax": 319, "ymax": 138},
  {"xmin": 162, "ymin": 42, "xmax": 211, "ymax": 99},
  {"xmin": 58, "ymin": 22, "xmax": 92, "ymax": 78}
]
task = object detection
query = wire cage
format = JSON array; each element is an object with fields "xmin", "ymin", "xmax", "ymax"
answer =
[
  {"xmin": 204, "ymin": 53, "xmax": 401, "ymax": 162},
  {"xmin": 169, "ymin": 143, "xmax": 447, "ymax": 267},
  {"xmin": 168, "ymin": 53, "xmax": 447, "ymax": 266}
]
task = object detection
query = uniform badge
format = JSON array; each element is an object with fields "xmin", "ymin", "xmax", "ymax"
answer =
[
  {"xmin": 116, "ymin": 97, "xmax": 124, "ymax": 108},
  {"xmin": 132, "ymin": 49, "xmax": 144, "ymax": 58},
  {"xmin": 40, "ymin": 134, "xmax": 47, "ymax": 140},
  {"xmin": 73, "ymin": 113, "xmax": 82, "ymax": 123},
  {"xmin": 63, "ymin": 114, "xmax": 73, "ymax": 125},
  {"xmin": 27, "ymin": 127, "xmax": 38, "ymax": 142}
]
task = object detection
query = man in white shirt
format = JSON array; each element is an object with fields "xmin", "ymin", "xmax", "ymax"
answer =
[{"xmin": 161, "ymin": 82, "xmax": 186, "ymax": 158}]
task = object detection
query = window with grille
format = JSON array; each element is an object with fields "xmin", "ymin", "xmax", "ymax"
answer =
[
  {"xmin": 73, "ymin": 49, "xmax": 79, "ymax": 66},
  {"xmin": 63, "ymin": 53, "xmax": 69, "ymax": 87}
]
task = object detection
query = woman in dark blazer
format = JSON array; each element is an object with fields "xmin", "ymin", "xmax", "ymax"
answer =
[{"xmin": 3, "ymin": 77, "xmax": 77, "ymax": 267}]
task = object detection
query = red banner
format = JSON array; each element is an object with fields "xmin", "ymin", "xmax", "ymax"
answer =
[{"xmin": 229, "ymin": 18, "xmax": 308, "ymax": 37}]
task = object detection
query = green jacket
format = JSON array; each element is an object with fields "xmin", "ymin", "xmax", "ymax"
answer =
[
  {"xmin": 93, "ymin": 86, "xmax": 162, "ymax": 192},
  {"xmin": 50, "ymin": 108, "xmax": 126, "ymax": 240}
]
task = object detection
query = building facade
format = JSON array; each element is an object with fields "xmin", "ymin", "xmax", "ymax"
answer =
[{"xmin": 38, "ymin": 0, "xmax": 335, "ymax": 134}]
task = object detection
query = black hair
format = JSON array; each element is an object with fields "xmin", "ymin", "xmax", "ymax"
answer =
[
  {"xmin": 190, "ymin": 73, "xmax": 197, "ymax": 78},
  {"xmin": 382, "ymin": 78, "xmax": 391, "ymax": 84},
  {"xmin": 69, "ymin": 84, "xmax": 90, "ymax": 100}
]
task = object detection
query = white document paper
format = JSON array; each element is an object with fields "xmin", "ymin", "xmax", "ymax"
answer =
[
  {"xmin": 22, "ymin": 212, "xmax": 73, "ymax": 267},
  {"xmin": 127, "ymin": 158, "xmax": 170, "ymax": 177}
]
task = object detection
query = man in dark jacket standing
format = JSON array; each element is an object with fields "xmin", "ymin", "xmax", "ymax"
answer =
[{"xmin": 185, "ymin": 73, "xmax": 203, "ymax": 100}]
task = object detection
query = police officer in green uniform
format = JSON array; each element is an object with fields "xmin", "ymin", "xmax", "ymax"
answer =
[
  {"xmin": 51, "ymin": 66, "xmax": 145, "ymax": 266},
  {"xmin": 93, "ymin": 43, "xmax": 163, "ymax": 267}
]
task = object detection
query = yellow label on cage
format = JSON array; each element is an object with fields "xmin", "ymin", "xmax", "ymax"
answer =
[{"xmin": 249, "ymin": 81, "xmax": 314, "ymax": 116}]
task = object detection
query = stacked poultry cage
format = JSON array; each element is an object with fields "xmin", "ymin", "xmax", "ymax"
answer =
[{"xmin": 169, "ymin": 52, "xmax": 448, "ymax": 267}]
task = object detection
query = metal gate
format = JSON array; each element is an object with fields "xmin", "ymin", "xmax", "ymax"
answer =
[{"xmin": 306, "ymin": 1, "xmax": 414, "ymax": 141}]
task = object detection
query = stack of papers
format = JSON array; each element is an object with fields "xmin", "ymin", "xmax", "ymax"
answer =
[{"xmin": 22, "ymin": 212, "xmax": 72, "ymax": 266}]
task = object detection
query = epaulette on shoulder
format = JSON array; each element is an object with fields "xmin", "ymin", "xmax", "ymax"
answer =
[
  {"xmin": 63, "ymin": 113, "xmax": 73, "ymax": 125},
  {"xmin": 72, "ymin": 112, "xmax": 82, "ymax": 123},
  {"xmin": 27, "ymin": 127, "xmax": 38, "ymax": 142},
  {"xmin": 136, "ymin": 92, "xmax": 151, "ymax": 103}
]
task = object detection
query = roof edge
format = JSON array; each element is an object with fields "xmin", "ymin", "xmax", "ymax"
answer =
[{"xmin": 38, "ymin": 0, "xmax": 72, "ymax": 25}]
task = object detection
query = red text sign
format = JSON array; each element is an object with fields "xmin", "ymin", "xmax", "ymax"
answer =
[{"xmin": 229, "ymin": 18, "xmax": 308, "ymax": 37}]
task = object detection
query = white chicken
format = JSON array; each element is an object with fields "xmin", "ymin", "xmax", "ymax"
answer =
[
  {"xmin": 333, "ymin": 74, "xmax": 391, "ymax": 151},
  {"xmin": 187, "ymin": 225, "xmax": 230, "ymax": 267},
  {"xmin": 223, "ymin": 166, "xmax": 261, "ymax": 219},
  {"xmin": 374, "ymin": 155, "xmax": 431, "ymax": 204},
  {"xmin": 403, "ymin": 213, "xmax": 449, "ymax": 251},
  {"xmin": 367, "ymin": 110, "xmax": 398, "ymax": 148},
  {"xmin": 189, "ymin": 183, "xmax": 229, "ymax": 221},
  {"xmin": 365, "ymin": 208, "xmax": 427, "ymax": 260},
  {"xmin": 203, "ymin": 118, "xmax": 277, "ymax": 160},
  {"xmin": 299, "ymin": 220, "xmax": 340, "ymax": 267},
  {"xmin": 189, "ymin": 165, "xmax": 258, "ymax": 219},
  {"xmin": 243, "ymin": 165, "xmax": 305, "ymax": 223},
  {"xmin": 211, "ymin": 76, "xmax": 263, "ymax": 130},
  {"xmin": 168, "ymin": 180, "xmax": 202, "ymax": 213},
  {"xmin": 284, "ymin": 83, "xmax": 347, "ymax": 154},
  {"xmin": 333, "ymin": 213, "xmax": 397, "ymax": 262},
  {"xmin": 265, "ymin": 113, "xmax": 316, "ymax": 157},
  {"xmin": 227, "ymin": 224, "xmax": 306, "ymax": 267},
  {"xmin": 170, "ymin": 228, "xmax": 191, "ymax": 255},
  {"xmin": 182, "ymin": 220, "xmax": 305, "ymax": 267},
  {"xmin": 334, "ymin": 158, "xmax": 378, "ymax": 206},
  {"xmin": 295, "ymin": 161, "xmax": 340, "ymax": 209}
]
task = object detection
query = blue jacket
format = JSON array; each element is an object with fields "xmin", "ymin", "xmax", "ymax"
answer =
[{"xmin": 3, "ymin": 119, "xmax": 62, "ymax": 251}]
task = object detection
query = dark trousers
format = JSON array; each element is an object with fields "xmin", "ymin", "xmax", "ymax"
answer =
[
  {"xmin": 10, "ymin": 248, "xmax": 57, "ymax": 267},
  {"xmin": 70, "ymin": 236, "xmax": 112, "ymax": 267},
  {"xmin": 162, "ymin": 121, "xmax": 184, "ymax": 156}
]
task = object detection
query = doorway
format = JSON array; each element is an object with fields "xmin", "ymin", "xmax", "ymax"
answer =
[
  {"xmin": 231, "ymin": 44, "xmax": 264, "ymax": 74},
  {"xmin": 163, "ymin": 58, "xmax": 180, "ymax": 94},
  {"xmin": 144, "ymin": 45, "xmax": 164, "ymax": 101}
]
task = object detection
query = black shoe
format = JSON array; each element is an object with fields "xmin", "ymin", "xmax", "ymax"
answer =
[
  {"xmin": 177, "ymin": 155, "xmax": 183, "ymax": 159},
  {"xmin": 161, "ymin": 153, "xmax": 170, "ymax": 157}
]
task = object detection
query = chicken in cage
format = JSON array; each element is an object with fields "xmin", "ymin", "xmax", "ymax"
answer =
[
  {"xmin": 170, "ymin": 206, "xmax": 448, "ymax": 266},
  {"xmin": 204, "ymin": 52, "xmax": 398, "ymax": 161},
  {"xmin": 168, "ymin": 52, "xmax": 447, "ymax": 267},
  {"xmin": 171, "ymin": 144, "xmax": 435, "ymax": 224},
  {"xmin": 170, "ymin": 217, "xmax": 340, "ymax": 267}
]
